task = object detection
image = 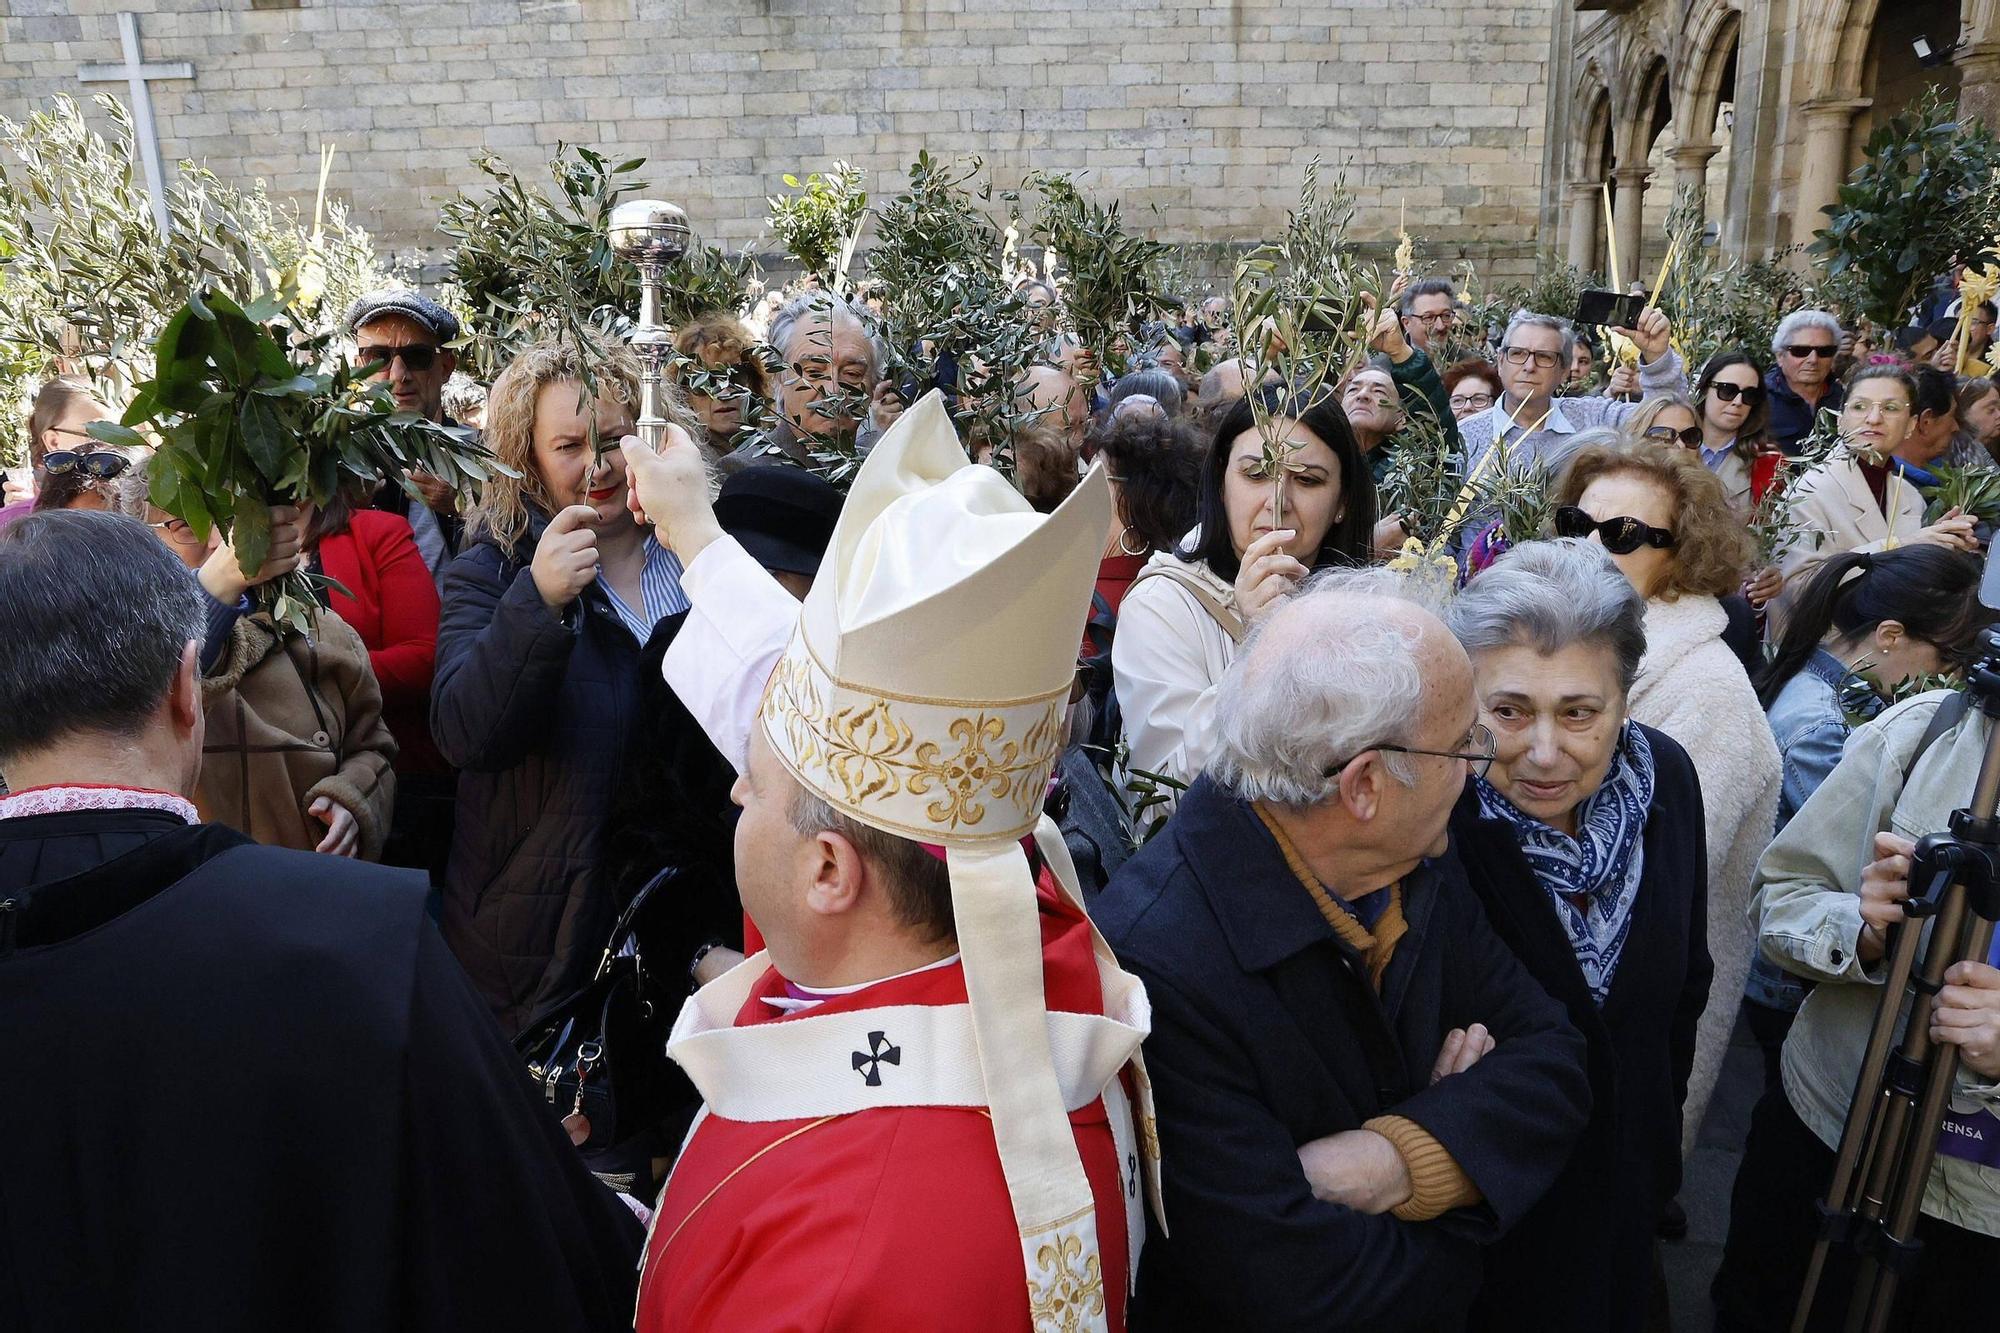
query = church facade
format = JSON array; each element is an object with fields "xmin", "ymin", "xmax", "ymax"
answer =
[
  {"xmin": 1546, "ymin": 0, "xmax": 2000, "ymax": 281},
  {"xmin": 1, "ymin": 0, "xmax": 1559, "ymax": 285}
]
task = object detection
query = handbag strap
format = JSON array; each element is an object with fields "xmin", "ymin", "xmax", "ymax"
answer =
[
  {"xmin": 590, "ymin": 866, "xmax": 680, "ymax": 981},
  {"xmin": 1903, "ymin": 691, "xmax": 1972, "ymax": 786},
  {"xmin": 1129, "ymin": 562, "xmax": 1246, "ymax": 645}
]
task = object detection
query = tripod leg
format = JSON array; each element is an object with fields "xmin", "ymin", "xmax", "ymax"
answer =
[
  {"xmin": 1861, "ymin": 910, "xmax": 1997, "ymax": 1333},
  {"xmin": 1791, "ymin": 917, "xmax": 1928, "ymax": 1333}
]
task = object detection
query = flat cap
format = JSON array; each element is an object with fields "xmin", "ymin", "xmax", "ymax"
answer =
[{"xmin": 344, "ymin": 289, "xmax": 462, "ymax": 343}]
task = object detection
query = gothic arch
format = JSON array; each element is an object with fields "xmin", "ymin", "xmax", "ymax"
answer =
[
  {"xmin": 1614, "ymin": 51, "xmax": 1674, "ymax": 167},
  {"xmin": 1573, "ymin": 58, "xmax": 1614, "ymax": 181},
  {"xmin": 1801, "ymin": 0, "xmax": 1885, "ymax": 100},
  {"xmin": 1680, "ymin": 2, "xmax": 1742, "ymax": 148}
]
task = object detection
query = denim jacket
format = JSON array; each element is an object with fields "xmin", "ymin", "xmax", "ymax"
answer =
[
  {"xmin": 1749, "ymin": 690, "xmax": 2000, "ymax": 1235},
  {"xmin": 1746, "ymin": 651, "xmax": 1865, "ymax": 1011}
]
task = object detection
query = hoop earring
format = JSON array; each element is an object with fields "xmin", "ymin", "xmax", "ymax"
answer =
[{"xmin": 1118, "ymin": 526, "xmax": 1148, "ymax": 557}]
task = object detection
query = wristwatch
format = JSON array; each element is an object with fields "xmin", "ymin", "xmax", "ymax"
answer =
[{"xmin": 688, "ymin": 938, "xmax": 726, "ymax": 993}]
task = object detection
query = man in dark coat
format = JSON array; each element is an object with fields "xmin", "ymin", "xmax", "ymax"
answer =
[
  {"xmin": 0, "ymin": 512, "xmax": 642, "ymax": 1333},
  {"xmin": 1094, "ymin": 570, "xmax": 1591, "ymax": 1332}
]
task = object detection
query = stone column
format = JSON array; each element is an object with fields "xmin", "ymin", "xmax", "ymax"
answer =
[
  {"xmin": 1567, "ymin": 180, "xmax": 1601, "ymax": 273},
  {"xmin": 1611, "ymin": 166, "xmax": 1649, "ymax": 289},
  {"xmin": 1670, "ymin": 142, "xmax": 1721, "ymax": 217},
  {"xmin": 1790, "ymin": 97, "xmax": 1869, "ymax": 251},
  {"xmin": 1955, "ymin": 42, "xmax": 2000, "ymax": 133}
]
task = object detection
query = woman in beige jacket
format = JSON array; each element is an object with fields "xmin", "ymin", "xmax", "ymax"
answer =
[{"xmin": 1780, "ymin": 364, "xmax": 1978, "ymax": 584}]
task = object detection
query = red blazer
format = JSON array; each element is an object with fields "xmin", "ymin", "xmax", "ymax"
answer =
[{"xmin": 318, "ymin": 509, "xmax": 444, "ymax": 774}]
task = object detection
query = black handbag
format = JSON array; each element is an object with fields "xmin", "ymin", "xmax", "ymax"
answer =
[{"xmin": 515, "ymin": 868, "xmax": 683, "ymax": 1155}]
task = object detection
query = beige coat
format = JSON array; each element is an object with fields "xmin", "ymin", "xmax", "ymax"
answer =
[
  {"xmin": 199, "ymin": 608, "xmax": 398, "ymax": 859},
  {"xmin": 1779, "ymin": 451, "xmax": 1928, "ymax": 582},
  {"xmin": 1111, "ymin": 551, "xmax": 1242, "ymax": 789}
]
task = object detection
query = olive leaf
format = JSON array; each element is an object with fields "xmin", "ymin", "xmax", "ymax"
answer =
[{"xmin": 1018, "ymin": 170, "xmax": 1173, "ymax": 383}]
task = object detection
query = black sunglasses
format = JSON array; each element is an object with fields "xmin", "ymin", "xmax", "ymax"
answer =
[
  {"xmin": 1709, "ymin": 381, "xmax": 1764, "ymax": 405},
  {"xmin": 358, "ymin": 344, "xmax": 441, "ymax": 372},
  {"xmin": 1643, "ymin": 424, "xmax": 1705, "ymax": 448},
  {"xmin": 1781, "ymin": 344, "xmax": 1838, "ymax": 360},
  {"xmin": 1555, "ymin": 505, "xmax": 1676, "ymax": 554},
  {"xmin": 41, "ymin": 450, "xmax": 132, "ymax": 481}
]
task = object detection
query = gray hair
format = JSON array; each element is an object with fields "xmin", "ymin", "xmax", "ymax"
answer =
[
  {"xmin": 0, "ymin": 511, "xmax": 205, "ymax": 760},
  {"xmin": 1396, "ymin": 276, "xmax": 1457, "ymax": 316},
  {"xmin": 1209, "ymin": 566, "xmax": 1451, "ymax": 806},
  {"xmin": 1502, "ymin": 309, "xmax": 1577, "ymax": 365},
  {"xmin": 1445, "ymin": 538, "xmax": 1647, "ymax": 694},
  {"xmin": 766, "ymin": 292, "xmax": 885, "ymax": 380},
  {"xmin": 1107, "ymin": 367, "xmax": 1184, "ymax": 418},
  {"xmin": 1771, "ymin": 309, "xmax": 1842, "ymax": 354}
]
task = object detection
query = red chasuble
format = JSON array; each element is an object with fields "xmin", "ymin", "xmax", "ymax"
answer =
[{"xmin": 638, "ymin": 875, "xmax": 1136, "ymax": 1332}]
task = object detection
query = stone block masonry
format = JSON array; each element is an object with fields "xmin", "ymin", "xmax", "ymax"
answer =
[{"xmin": 0, "ymin": 0, "xmax": 1555, "ymax": 289}]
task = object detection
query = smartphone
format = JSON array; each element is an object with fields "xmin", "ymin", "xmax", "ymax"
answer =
[{"xmin": 1575, "ymin": 289, "xmax": 1648, "ymax": 329}]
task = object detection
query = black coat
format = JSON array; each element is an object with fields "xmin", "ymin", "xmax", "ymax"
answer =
[
  {"xmin": 0, "ymin": 808, "xmax": 641, "ymax": 1332},
  {"xmin": 1093, "ymin": 776, "xmax": 1592, "ymax": 1333},
  {"xmin": 432, "ymin": 508, "xmax": 666, "ymax": 1033},
  {"xmin": 1451, "ymin": 725, "xmax": 1713, "ymax": 1333}
]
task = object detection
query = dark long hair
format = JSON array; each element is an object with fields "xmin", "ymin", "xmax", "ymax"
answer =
[
  {"xmin": 1693, "ymin": 350, "xmax": 1772, "ymax": 447},
  {"xmin": 1755, "ymin": 546, "xmax": 1992, "ymax": 708},
  {"xmin": 1088, "ymin": 411, "xmax": 1201, "ymax": 553},
  {"xmin": 1181, "ymin": 383, "xmax": 1376, "ymax": 581}
]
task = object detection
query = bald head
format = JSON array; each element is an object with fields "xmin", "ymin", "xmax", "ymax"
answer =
[{"xmin": 1016, "ymin": 363, "xmax": 1089, "ymax": 448}]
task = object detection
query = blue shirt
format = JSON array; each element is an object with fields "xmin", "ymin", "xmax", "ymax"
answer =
[
  {"xmin": 1699, "ymin": 439, "xmax": 1736, "ymax": 472},
  {"xmin": 599, "ymin": 533, "xmax": 689, "ymax": 642}
]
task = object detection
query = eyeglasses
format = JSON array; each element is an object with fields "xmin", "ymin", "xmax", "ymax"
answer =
[
  {"xmin": 1325, "ymin": 723, "xmax": 1497, "ymax": 781},
  {"xmin": 1449, "ymin": 392, "xmax": 1495, "ymax": 411},
  {"xmin": 41, "ymin": 450, "xmax": 132, "ymax": 481},
  {"xmin": 1643, "ymin": 424, "xmax": 1705, "ymax": 448},
  {"xmin": 358, "ymin": 344, "xmax": 441, "ymax": 372},
  {"xmin": 1708, "ymin": 381, "xmax": 1763, "ymax": 405},
  {"xmin": 147, "ymin": 516, "xmax": 200, "ymax": 542},
  {"xmin": 1410, "ymin": 311, "xmax": 1456, "ymax": 327},
  {"xmin": 1781, "ymin": 344, "xmax": 1838, "ymax": 360},
  {"xmin": 1554, "ymin": 504, "xmax": 1677, "ymax": 554},
  {"xmin": 1846, "ymin": 398, "xmax": 1911, "ymax": 418},
  {"xmin": 1500, "ymin": 345, "xmax": 1563, "ymax": 369}
]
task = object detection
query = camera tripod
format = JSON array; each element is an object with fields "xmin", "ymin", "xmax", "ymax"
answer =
[{"xmin": 1793, "ymin": 628, "xmax": 2000, "ymax": 1333}]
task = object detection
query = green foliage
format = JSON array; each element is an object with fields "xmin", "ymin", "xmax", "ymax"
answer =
[
  {"xmin": 1501, "ymin": 255, "xmax": 1597, "ymax": 321},
  {"xmin": 1380, "ymin": 405, "xmax": 1465, "ymax": 549},
  {"xmin": 118, "ymin": 287, "xmax": 509, "ymax": 634},
  {"xmin": 1922, "ymin": 462, "xmax": 2000, "ymax": 524},
  {"xmin": 437, "ymin": 145, "xmax": 647, "ymax": 382},
  {"xmin": 1751, "ymin": 407, "xmax": 1841, "ymax": 566},
  {"xmin": 657, "ymin": 242, "xmax": 757, "ymax": 328},
  {"xmin": 867, "ymin": 153, "xmax": 1041, "ymax": 479},
  {"xmin": 1227, "ymin": 161, "xmax": 1381, "ymax": 525},
  {"xmin": 1485, "ymin": 455, "xmax": 1557, "ymax": 548},
  {"xmin": 766, "ymin": 162, "xmax": 868, "ymax": 290},
  {"xmin": 1020, "ymin": 170, "xmax": 1173, "ymax": 379},
  {"xmin": 1812, "ymin": 88, "xmax": 2000, "ymax": 330},
  {"xmin": 0, "ymin": 94, "xmax": 393, "ymax": 464}
]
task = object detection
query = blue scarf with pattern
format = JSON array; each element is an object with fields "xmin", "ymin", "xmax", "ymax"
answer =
[{"xmin": 1474, "ymin": 722, "xmax": 1655, "ymax": 1007}]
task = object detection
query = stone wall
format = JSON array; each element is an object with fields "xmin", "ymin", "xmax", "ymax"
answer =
[{"xmin": 0, "ymin": 0, "xmax": 1558, "ymax": 286}]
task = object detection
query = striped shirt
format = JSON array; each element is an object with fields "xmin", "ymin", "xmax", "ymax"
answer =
[{"xmin": 601, "ymin": 533, "xmax": 690, "ymax": 641}]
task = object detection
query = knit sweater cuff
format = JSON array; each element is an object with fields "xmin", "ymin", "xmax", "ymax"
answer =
[{"xmin": 1364, "ymin": 1114, "xmax": 1482, "ymax": 1222}]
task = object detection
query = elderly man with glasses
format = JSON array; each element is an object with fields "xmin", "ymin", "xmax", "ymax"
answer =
[
  {"xmin": 1094, "ymin": 566, "xmax": 1590, "ymax": 1333},
  {"xmin": 1763, "ymin": 309, "xmax": 1846, "ymax": 455},
  {"xmin": 1458, "ymin": 306, "xmax": 1686, "ymax": 481}
]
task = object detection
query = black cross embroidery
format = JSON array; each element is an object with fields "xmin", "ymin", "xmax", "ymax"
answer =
[{"xmin": 852, "ymin": 1031, "xmax": 901, "ymax": 1087}]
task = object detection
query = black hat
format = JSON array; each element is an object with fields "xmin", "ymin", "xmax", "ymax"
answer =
[
  {"xmin": 345, "ymin": 289, "xmax": 462, "ymax": 343},
  {"xmin": 714, "ymin": 465, "xmax": 844, "ymax": 577}
]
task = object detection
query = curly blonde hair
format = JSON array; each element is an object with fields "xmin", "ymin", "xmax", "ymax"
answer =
[
  {"xmin": 1555, "ymin": 437, "xmax": 1752, "ymax": 601},
  {"xmin": 671, "ymin": 311, "xmax": 770, "ymax": 402},
  {"xmin": 468, "ymin": 339, "xmax": 694, "ymax": 551}
]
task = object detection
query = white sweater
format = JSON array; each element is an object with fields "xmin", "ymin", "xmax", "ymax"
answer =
[
  {"xmin": 1110, "ymin": 551, "xmax": 1241, "ymax": 790},
  {"xmin": 1627, "ymin": 593, "xmax": 1782, "ymax": 1152}
]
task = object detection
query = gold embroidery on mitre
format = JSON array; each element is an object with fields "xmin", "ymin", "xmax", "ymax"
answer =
[
  {"xmin": 764, "ymin": 649, "xmax": 1065, "ymax": 833},
  {"xmin": 1026, "ymin": 1232, "xmax": 1106, "ymax": 1333}
]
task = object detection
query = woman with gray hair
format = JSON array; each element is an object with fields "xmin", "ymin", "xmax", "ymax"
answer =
[{"xmin": 1445, "ymin": 538, "xmax": 1712, "ymax": 1333}]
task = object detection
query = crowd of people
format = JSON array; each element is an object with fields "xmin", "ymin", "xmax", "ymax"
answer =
[{"xmin": 6, "ymin": 249, "xmax": 2000, "ymax": 1333}]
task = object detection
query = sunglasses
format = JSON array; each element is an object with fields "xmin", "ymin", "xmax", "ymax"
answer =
[
  {"xmin": 41, "ymin": 450, "xmax": 132, "ymax": 481},
  {"xmin": 1708, "ymin": 381, "xmax": 1763, "ymax": 405},
  {"xmin": 358, "ymin": 344, "xmax": 441, "ymax": 372},
  {"xmin": 1782, "ymin": 344, "xmax": 1838, "ymax": 360},
  {"xmin": 1555, "ymin": 505, "xmax": 1676, "ymax": 554},
  {"xmin": 1643, "ymin": 424, "xmax": 1705, "ymax": 448}
]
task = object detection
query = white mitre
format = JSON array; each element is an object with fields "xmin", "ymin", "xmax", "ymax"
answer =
[{"xmin": 667, "ymin": 392, "xmax": 1160, "ymax": 1327}]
